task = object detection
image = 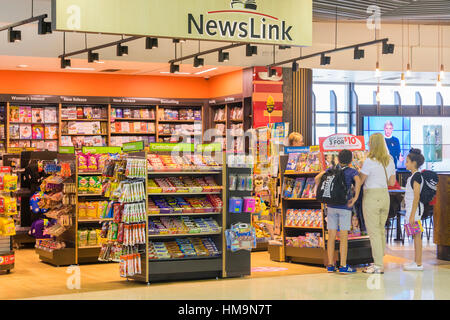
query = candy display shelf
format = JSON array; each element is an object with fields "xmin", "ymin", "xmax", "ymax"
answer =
[{"xmin": 148, "ymin": 230, "xmax": 222, "ymax": 238}]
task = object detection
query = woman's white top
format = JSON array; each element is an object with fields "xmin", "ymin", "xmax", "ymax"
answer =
[{"xmin": 360, "ymin": 157, "xmax": 396, "ymax": 190}]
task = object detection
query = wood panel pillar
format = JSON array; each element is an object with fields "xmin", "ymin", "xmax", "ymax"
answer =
[{"xmin": 292, "ymin": 68, "xmax": 313, "ymax": 145}]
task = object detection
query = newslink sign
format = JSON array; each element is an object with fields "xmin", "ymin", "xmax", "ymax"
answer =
[{"xmin": 52, "ymin": 0, "xmax": 312, "ymax": 46}]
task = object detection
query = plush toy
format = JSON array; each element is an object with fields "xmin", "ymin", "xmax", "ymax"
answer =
[
  {"xmin": 254, "ymin": 176, "xmax": 264, "ymax": 193},
  {"xmin": 30, "ymin": 192, "xmax": 49, "ymax": 214}
]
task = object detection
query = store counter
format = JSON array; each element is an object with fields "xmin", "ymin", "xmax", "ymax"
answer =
[{"xmin": 434, "ymin": 173, "xmax": 450, "ymax": 261}]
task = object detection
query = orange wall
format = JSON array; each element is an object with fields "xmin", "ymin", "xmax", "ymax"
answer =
[
  {"xmin": 208, "ymin": 70, "xmax": 243, "ymax": 98},
  {"xmin": 0, "ymin": 69, "xmax": 243, "ymax": 99}
]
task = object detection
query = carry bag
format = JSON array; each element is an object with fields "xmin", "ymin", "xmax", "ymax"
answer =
[{"xmin": 316, "ymin": 167, "xmax": 349, "ymax": 206}]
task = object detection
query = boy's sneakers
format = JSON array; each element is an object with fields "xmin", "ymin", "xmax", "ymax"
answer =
[
  {"xmin": 327, "ymin": 265, "xmax": 336, "ymax": 273},
  {"xmin": 403, "ymin": 262, "xmax": 424, "ymax": 271},
  {"xmin": 362, "ymin": 264, "xmax": 384, "ymax": 274},
  {"xmin": 339, "ymin": 265, "xmax": 357, "ymax": 274}
]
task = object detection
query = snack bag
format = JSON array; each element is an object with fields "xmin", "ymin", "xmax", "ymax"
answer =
[
  {"xmin": 77, "ymin": 153, "xmax": 88, "ymax": 171},
  {"xmin": 87, "ymin": 202, "xmax": 98, "ymax": 218},
  {"xmin": 78, "ymin": 230, "xmax": 88, "ymax": 247},
  {"xmin": 88, "ymin": 230, "xmax": 98, "ymax": 246},
  {"xmin": 87, "ymin": 154, "xmax": 99, "ymax": 171},
  {"xmin": 3, "ymin": 175, "xmax": 18, "ymax": 192},
  {"xmin": 78, "ymin": 202, "xmax": 87, "ymax": 218},
  {"xmin": 78, "ymin": 176, "xmax": 89, "ymax": 193}
]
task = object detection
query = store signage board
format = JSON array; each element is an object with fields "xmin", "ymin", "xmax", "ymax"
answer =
[
  {"xmin": 111, "ymin": 97, "xmax": 160, "ymax": 105},
  {"xmin": 149, "ymin": 143, "xmax": 195, "ymax": 152},
  {"xmin": 82, "ymin": 146, "xmax": 122, "ymax": 154},
  {"xmin": 59, "ymin": 146, "xmax": 75, "ymax": 154},
  {"xmin": 5, "ymin": 95, "xmax": 60, "ymax": 104},
  {"xmin": 284, "ymin": 146, "xmax": 310, "ymax": 154},
  {"xmin": 319, "ymin": 134, "xmax": 365, "ymax": 152},
  {"xmin": 52, "ymin": 0, "xmax": 312, "ymax": 47},
  {"xmin": 122, "ymin": 141, "xmax": 145, "ymax": 152},
  {"xmin": 60, "ymin": 96, "xmax": 110, "ymax": 104}
]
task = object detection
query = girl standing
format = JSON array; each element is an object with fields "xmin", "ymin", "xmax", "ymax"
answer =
[
  {"xmin": 403, "ymin": 148, "xmax": 425, "ymax": 271},
  {"xmin": 359, "ymin": 133, "xmax": 396, "ymax": 274}
]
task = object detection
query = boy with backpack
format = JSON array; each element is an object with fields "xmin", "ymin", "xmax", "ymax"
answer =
[
  {"xmin": 315, "ymin": 150, "xmax": 362, "ymax": 274},
  {"xmin": 403, "ymin": 148, "xmax": 438, "ymax": 271}
]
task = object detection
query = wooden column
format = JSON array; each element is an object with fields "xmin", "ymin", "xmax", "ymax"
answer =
[
  {"xmin": 292, "ymin": 68, "xmax": 313, "ymax": 145},
  {"xmin": 434, "ymin": 173, "xmax": 450, "ymax": 261}
]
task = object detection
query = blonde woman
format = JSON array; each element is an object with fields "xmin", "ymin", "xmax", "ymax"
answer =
[{"xmin": 359, "ymin": 133, "xmax": 396, "ymax": 274}]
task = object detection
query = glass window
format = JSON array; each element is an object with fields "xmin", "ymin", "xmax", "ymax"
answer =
[
  {"xmin": 313, "ymin": 84, "xmax": 333, "ymax": 111},
  {"xmin": 316, "ymin": 113, "xmax": 335, "ymax": 125},
  {"xmin": 439, "ymin": 87, "xmax": 450, "ymax": 105},
  {"xmin": 354, "ymin": 85, "xmax": 377, "ymax": 105},
  {"xmin": 315, "ymin": 126, "xmax": 336, "ymax": 143},
  {"xmin": 333, "ymin": 85, "xmax": 349, "ymax": 112},
  {"xmin": 337, "ymin": 113, "xmax": 349, "ymax": 126},
  {"xmin": 420, "ymin": 86, "xmax": 439, "ymax": 105},
  {"xmin": 378, "ymin": 85, "xmax": 398, "ymax": 105},
  {"xmin": 398, "ymin": 86, "xmax": 419, "ymax": 105}
]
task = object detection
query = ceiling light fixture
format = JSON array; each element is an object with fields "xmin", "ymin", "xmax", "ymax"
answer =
[
  {"xmin": 117, "ymin": 43, "xmax": 128, "ymax": 56},
  {"xmin": 440, "ymin": 64, "xmax": 445, "ymax": 79},
  {"xmin": 375, "ymin": 61, "xmax": 380, "ymax": 77},
  {"xmin": 246, "ymin": 44, "xmax": 257, "ymax": 57},
  {"xmin": 354, "ymin": 47, "xmax": 365, "ymax": 60},
  {"xmin": 88, "ymin": 50, "xmax": 99, "ymax": 63},
  {"xmin": 436, "ymin": 74, "xmax": 442, "ymax": 87},
  {"xmin": 267, "ymin": 67, "xmax": 277, "ymax": 78},
  {"xmin": 8, "ymin": 28, "xmax": 21, "ymax": 42},
  {"xmin": 194, "ymin": 67, "xmax": 218, "ymax": 75},
  {"xmin": 193, "ymin": 56, "xmax": 204, "ymax": 68},
  {"xmin": 382, "ymin": 41, "xmax": 395, "ymax": 54},
  {"xmin": 38, "ymin": 18, "xmax": 52, "ymax": 35},
  {"xmin": 279, "ymin": 45, "xmax": 291, "ymax": 50},
  {"xmin": 406, "ymin": 63, "xmax": 411, "ymax": 76},
  {"xmin": 146, "ymin": 37, "xmax": 158, "ymax": 49},
  {"xmin": 218, "ymin": 49, "xmax": 229, "ymax": 62},
  {"xmin": 320, "ymin": 54, "xmax": 331, "ymax": 65},
  {"xmin": 400, "ymin": 73, "xmax": 406, "ymax": 87},
  {"xmin": 170, "ymin": 63, "xmax": 180, "ymax": 74},
  {"xmin": 16, "ymin": 64, "xmax": 29, "ymax": 68},
  {"xmin": 292, "ymin": 61, "xmax": 299, "ymax": 72},
  {"xmin": 60, "ymin": 57, "xmax": 71, "ymax": 69}
]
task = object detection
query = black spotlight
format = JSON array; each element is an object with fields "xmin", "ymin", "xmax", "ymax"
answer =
[
  {"xmin": 320, "ymin": 54, "xmax": 331, "ymax": 65},
  {"xmin": 354, "ymin": 47, "xmax": 365, "ymax": 60},
  {"xmin": 292, "ymin": 61, "xmax": 299, "ymax": 72},
  {"xmin": 246, "ymin": 44, "xmax": 257, "ymax": 57},
  {"xmin": 268, "ymin": 68, "xmax": 277, "ymax": 77},
  {"xmin": 60, "ymin": 57, "xmax": 71, "ymax": 69},
  {"xmin": 117, "ymin": 44, "xmax": 128, "ymax": 56},
  {"xmin": 170, "ymin": 63, "xmax": 180, "ymax": 74},
  {"xmin": 146, "ymin": 37, "xmax": 158, "ymax": 49},
  {"xmin": 193, "ymin": 56, "xmax": 204, "ymax": 68},
  {"xmin": 173, "ymin": 39, "xmax": 185, "ymax": 43},
  {"xmin": 88, "ymin": 50, "xmax": 99, "ymax": 63},
  {"xmin": 38, "ymin": 18, "xmax": 52, "ymax": 35},
  {"xmin": 279, "ymin": 45, "xmax": 291, "ymax": 50},
  {"xmin": 218, "ymin": 50, "xmax": 229, "ymax": 62},
  {"xmin": 8, "ymin": 28, "xmax": 21, "ymax": 43},
  {"xmin": 382, "ymin": 41, "xmax": 395, "ymax": 54}
]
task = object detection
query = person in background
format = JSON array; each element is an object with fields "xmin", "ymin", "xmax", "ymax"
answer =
[
  {"xmin": 288, "ymin": 132, "xmax": 304, "ymax": 147},
  {"xmin": 384, "ymin": 120, "xmax": 403, "ymax": 168},
  {"xmin": 315, "ymin": 150, "xmax": 362, "ymax": 274},
  {"xmin": 403, "ymin": 149, "xmax": 425, "ymax": 271},
  {"xmin": 359, "ymin": 133, "xmax": 396, "ymax": 274}
]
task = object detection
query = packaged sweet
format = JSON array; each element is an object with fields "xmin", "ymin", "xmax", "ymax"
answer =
[
  {"xmin": 87, "ymin": 154, "xmax": 99, "ymax": 171},
  {"xmin": 78, "ymin": 176, "xmax": 89, "ymax": 193},
  {"xmin": 77, "ymin": 153, "xmax": 88, "ymax": 171}
]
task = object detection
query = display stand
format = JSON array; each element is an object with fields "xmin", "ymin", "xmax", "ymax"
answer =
[
  {"xmin": 0, "ymin": 167, "xmax": 18, "ymax": 273},
  {"xmin": 280, "ymin": 153, "xmax": 326, "ymax": 265},
  {"xmin": 145, "ymin": 146, "xmax": 224, "ymax": 283},
  {"xmin": 35, "ymin": 154, "xmax": 77, "ymax": 267},
  {"xmin": 224, "ymin": 161, "xmax": 252, "ymax": 277}
]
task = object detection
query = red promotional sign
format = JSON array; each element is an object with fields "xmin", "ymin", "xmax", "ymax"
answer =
[
  {"xmin": 319, "ymin": 134, "xmax": 365, "ymax": 152},
  {"xmin": 0, "ymin": 167, "xmax": 11, "ymax": 173},
  {"xmin": 0, "ymin": 254, "xmax": 15, "ymax": 265}
]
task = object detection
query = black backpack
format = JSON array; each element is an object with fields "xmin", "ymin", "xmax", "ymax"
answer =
[
  {"xmin": 410, "ymin": 170, "xmax": 439, "ymax": 218},
  {"xmin": 317, "ymin": 166, "xmax": 349, "ymax": 206}
]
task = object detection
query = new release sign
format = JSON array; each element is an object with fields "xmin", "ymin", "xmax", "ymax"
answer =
[{"xmin": 52, "ymin": 0, "xmax": 312, "ymax": 46}]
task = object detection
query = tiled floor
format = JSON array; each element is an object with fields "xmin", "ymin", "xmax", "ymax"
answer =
[{"xmin": 10, "ymin": 237, "xmax": 449, "ymax": 300}]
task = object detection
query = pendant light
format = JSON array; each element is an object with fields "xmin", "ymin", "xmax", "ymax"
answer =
[
  {"xmin": 400, "ymin": 20, "xmax": 406, "ymax": 87},
  {"xmin": 406, "ymin": 20, "xmax": 411, "ymax": 76},
  {"xmin": 440, "ymin": 25, "xmax": 445, "ymax": 79}
]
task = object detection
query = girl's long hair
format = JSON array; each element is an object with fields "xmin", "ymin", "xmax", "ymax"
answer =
[{"xmin": 368, "ymin": 133, "xmax": 391, "ymax": 167}]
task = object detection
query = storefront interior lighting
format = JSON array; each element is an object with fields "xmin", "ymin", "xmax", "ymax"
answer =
[
  {"xmin": 375, "ymin": 61, "xmax": 380, "ymax": 77},
  {"xmin": 116, "ymin": 44, "xmax": 128, "ymax": 56},
  {"xmin": 400, "ymin": 73, "xmax": 406, "ymax": 87},
  {"xmin": 173, "ymin": 39, "xmax": 186, "ymax": 44},
  {"xmin": 406, "ymin": 63, "xmax": 411, "ymax": 76},
  {"xmin": 193, "ymin": 56, "xmax": 204, "ymax": 68},
  {"xmin": 437, "ymin": 74, "xmax": 442, "ymax": 87},
  {"xmin": 8, "ymin": 28, "xmax": 21, "ymax": 42},
  {"xmin": 382, "ymin": 41, "xmax": 395, "ymax": 54},
  {"xmin": 60, "ymin": 57, "xmax": 71, "ymax": 69},
  {"xmin": 218, "ymin": 50, "xmax": 229, "ymax": 62},
  {"xmin": 320, "ymin": 54, "xmax": 331, "ymax": 65},
  {"xmin": 88, "ymin": 50, "xmax": 99, "ymax": 63},
  {"xmin": 38, "ymin": 18, "xmax": 52, "ymax": 35},
  {"xmin": 194, "ymin": 67, "xmax": 218, "ymax": 75},
  {"xmin": 146, "ymin": 37, "xmax": 158, "ymax": 49},
  {"xmin": 440, "ymin": 64, "xmax": 445, "ymax": 79},
  {"xmin": 354, "ymin": 47, "xmax": 365, "ymax": 60},
  {"xmin": 246, "ymin": 44, "xmax": 257, "ymax": 57},
  {"xmin": 170, "ymin": 63, "xmax": 180, "ymax": 74},
  {"xmin": 292, "ymin": 61, "xmax": 299, "ymax": 72}
]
